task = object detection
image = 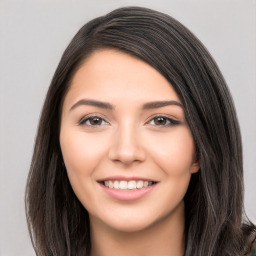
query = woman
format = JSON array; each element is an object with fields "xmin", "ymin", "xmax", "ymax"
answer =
[{"xmin": 25, "ymin": 6, "xmax": 256, "ymax": 256}]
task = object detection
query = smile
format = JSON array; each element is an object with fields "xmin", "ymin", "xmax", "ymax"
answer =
[
  {"xmin": 98, "ymin": 178, "xmax": 159, "ymax": 201},
  {"xmin": 102, "ymin": 180, "xmax": 157, "ymax": 190}
]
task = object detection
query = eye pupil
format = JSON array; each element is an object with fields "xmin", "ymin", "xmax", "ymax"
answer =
[
  {"xmin": 154, "ymin": 117, "xmax": 166, "ymax": 125},
  {"xmin": 90, "ymin": 117, "xmax": 102, "ymax": 125}
]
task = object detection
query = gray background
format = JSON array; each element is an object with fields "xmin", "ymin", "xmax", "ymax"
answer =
[{"xmin": 0, "ymin": 0, "xmax": 255, "ymax": 255}]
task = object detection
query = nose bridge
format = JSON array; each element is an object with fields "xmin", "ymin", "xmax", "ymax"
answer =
[{"xmin": 108, "ymin": 119, "xmax": 146, "ymax": 165}]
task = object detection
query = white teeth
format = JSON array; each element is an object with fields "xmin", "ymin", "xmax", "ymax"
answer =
[
  {"xmin": 136, "ymin": 180, "xmax": 143, "ymax": 189},
  {"xmin": 119, "ymin": 181, "xmax": 127, "ymax": 190},
  {"xmin": 113, "ymin": 180, "xmax": 119, "ymax": 189},
  {"xmin": 127, "ymin": 180, "xmax": 136, "ymax": 189},
  {"xmin": 143, "ymin": 181, "xmax": 149, "ymax": 187},
  {"xmin": 103, "ymin": 180, "xmax": 155, "ymax": 190},
  {"xmin": 109, "ymin": 180, "xmax": 114, "ymax": 188}
]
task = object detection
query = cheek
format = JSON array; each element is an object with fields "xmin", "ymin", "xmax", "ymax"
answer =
[
  {"xmin": 59, "ymin": 129, "xmax": 104, "ymax": 208},
  {"xmin": 60, "ymin": 129, "xmax": 107, "ymax": 175},
  {"xmin": 60, "ymin": 127, "xmax": 117, "ymax": 213},
  {"xmin": 147, "ymin": 129, "xmax": 194, "ymax": 216},
  {"xmin": 147, "ymin": 127, "xmax": 195, "ymax": 175}
]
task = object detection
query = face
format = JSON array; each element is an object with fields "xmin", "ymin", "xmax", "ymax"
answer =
[{"xmin": 60, "ymin": 49, "xmax": 199, "ymax": 232}]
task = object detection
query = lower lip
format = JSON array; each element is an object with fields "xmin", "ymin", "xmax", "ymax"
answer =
[{"xmin": 98, "ymin": 183, "xmax": 157, "ymax": 201}]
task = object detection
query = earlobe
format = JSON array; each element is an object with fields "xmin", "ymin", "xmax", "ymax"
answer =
[{"xmin": 190, "ymin": 162, "xmax": 200, "ymax": 173}]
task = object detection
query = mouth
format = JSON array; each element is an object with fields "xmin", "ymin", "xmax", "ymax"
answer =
[
  {"xmin": 97, "ymin": 177, "xmax": 159, "ymax": 201},
  {"xmin": 98, "ymin": 180, "xmax": 158, "ymax": 190}
]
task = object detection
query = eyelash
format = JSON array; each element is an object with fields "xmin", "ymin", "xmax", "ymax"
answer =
[{"xmin": 78, "ymin": 114, "xmax": 180, "ymax": 128}]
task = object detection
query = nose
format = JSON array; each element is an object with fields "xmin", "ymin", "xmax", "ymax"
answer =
[{"xmin": 108, "ymin": 123, "xmax": 146, "ymax": 166}]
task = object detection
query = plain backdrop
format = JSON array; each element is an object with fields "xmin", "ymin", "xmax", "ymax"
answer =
[{"xmin": 0, "ymin": 0, "xmax": 255, "ymax": 255}]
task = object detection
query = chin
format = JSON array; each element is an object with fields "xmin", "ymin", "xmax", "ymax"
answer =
[
  {"xmin": 107, "ymin": 218, "xmax": 155, "ymax": 233},
  {"xmin": 96, "ymin": 207, "xmax": 170, "ymax": 234},
  {"xmin": 90, "ymin": 209, "xmax": 158, "ymax": 233},
  {"xmin": 88, "ymin": 196, "xmax": 185, "ymax": 234}
]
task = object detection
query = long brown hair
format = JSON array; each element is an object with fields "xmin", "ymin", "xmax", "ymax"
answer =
[{"xmin": 25, "ymin": 6, "xmax": 255, "ymax": 256}]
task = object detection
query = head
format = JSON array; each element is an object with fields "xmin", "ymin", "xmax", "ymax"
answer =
[{"xmin": 26, "ymin": 6, "xmax": 252, "ymax": 256}]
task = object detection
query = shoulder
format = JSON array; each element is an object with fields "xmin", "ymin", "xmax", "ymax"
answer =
[{"xmin": 246, "ymin": 239, "xmax": 256, "ymax": 256}]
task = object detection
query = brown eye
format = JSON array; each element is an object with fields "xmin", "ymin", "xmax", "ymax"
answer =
[
  {"xmin": 89, "ymin": 117, "xmax": 102, "ymax": 125},
  {"xmin": 148, "ymin": 116, "xmax": 180, "ymax": 127},
  {"xmin": 154, "ymin": 117, "xmax": 167, "ymax": 125},
  {"xmin": 79, "ymin": 116, "xmax": 108, "ymax": 126}
]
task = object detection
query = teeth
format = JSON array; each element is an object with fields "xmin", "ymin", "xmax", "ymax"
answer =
[
  {"xmin": 127, "ymin": 180, "xmax": 136, "ymax": 189},
  {"xmin": 119, "ymin": 181, "xmax": 127, "ymax": 190},
  {"xmin": 136, "ymin": 180, "xmax": 143, "ymax": 189},
  {"xmin": 143, "ymin": 181, "xmax": 148, "ymax": 187},
  {"xmin": 109, "ymin": 180, "xmax": 114, "ymax": 188},
  {"xmin": 113, "ymin": 180, "xmax": 119, "ymax": 189},
  {"xmin": 103, "ymin": 180, "xmax": 155, "ymax": 190}
]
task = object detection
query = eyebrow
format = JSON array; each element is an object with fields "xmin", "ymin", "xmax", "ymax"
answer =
[{"xmin": 69, "ymin": 99, "xmax": 183, "ymax": 111}]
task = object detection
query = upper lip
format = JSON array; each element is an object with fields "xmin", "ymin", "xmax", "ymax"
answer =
[{"xmin": 97, "ymin": 176, "xmax": 158, "ymax": 182}]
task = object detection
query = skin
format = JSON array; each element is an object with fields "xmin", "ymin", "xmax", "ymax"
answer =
[{"xmin": 60, "ymin": 49, "xmax": 199, "ymax": 256}]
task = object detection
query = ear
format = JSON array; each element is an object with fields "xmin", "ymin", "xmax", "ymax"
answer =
[
  {"xmin": 190, "ymin": 162, "xmax": 199, "ymax": 173},
  {"xmin": 190, "ymin": 156, "xmax": 199, "ymax": 173}
]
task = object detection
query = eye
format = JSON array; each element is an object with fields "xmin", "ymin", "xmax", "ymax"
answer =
[
  {"xmin": 147, "ymin": 116, "xmax": 180, "ymax": 126},
  {"xmin": 79, "ymin": 115, "xmax": 109, "ymax": 127}
]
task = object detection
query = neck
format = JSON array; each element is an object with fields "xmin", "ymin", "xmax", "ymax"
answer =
[{"xmin": 90, "ymin": 202, "xmax": 185, "ymax": 256}]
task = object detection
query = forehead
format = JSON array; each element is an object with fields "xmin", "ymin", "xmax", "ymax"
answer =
[{"xmin": 64, "ymin": 49, "xmax": 181, "ymax": 107}]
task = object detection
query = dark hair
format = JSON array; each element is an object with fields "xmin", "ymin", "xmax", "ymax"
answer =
[{"xmin": 25, "ymin": 6, "xmax": 255, "ymax": 256}]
